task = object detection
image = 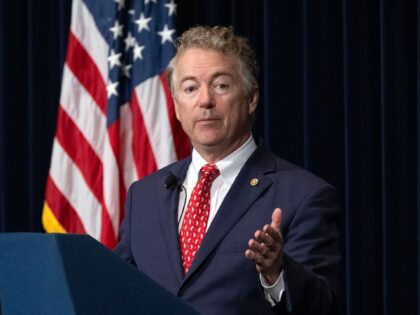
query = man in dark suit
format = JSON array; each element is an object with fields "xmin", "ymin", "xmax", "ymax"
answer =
[{"xmin": 115, "ymin": 25, "xmax": 340, "ymax": 315}]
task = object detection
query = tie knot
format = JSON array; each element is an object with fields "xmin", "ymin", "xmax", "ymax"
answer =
[{"xmin": 200, "ymin": 164, "xmax": 220, "ymax": 182}]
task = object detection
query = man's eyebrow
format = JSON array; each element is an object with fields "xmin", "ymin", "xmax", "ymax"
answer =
[
  {"xmin": 179, "ymin": 72, "xmax": 233, "ymax": 84},
  {"xmin": 211, "ymin": 71, "xmax": 233, "ymax": 79},
  {"xmin": 180, "ymin": 76, "xmax": 196, "ymax": 84}
]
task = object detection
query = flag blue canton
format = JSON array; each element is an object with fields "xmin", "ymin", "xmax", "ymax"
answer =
[{"xmin": 83, "ymin": 0, "xmax": 177, "ymax": 125}]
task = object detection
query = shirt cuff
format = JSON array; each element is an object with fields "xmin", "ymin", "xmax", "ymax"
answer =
[{"xmin": 259, "ymin": 272, "xmax": 285, "ymax": 306}]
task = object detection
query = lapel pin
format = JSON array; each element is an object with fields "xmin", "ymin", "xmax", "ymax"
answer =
[{"xmin": 250, "ymin": 178, "xmax": 259, "ymax": 186}]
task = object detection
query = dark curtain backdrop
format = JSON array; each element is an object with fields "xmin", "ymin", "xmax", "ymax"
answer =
[{"xmin": 0, "ymin": 1, "xmax": 418, "ymax": 314}]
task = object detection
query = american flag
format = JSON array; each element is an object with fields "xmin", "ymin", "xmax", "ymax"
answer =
[{"xmin": 42, "ymin": 0, "xmax": 190, "ymax": 248}]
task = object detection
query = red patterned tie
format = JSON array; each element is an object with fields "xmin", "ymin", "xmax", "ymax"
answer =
[{"xmin": 179, "ymin": 163, "xmax": 220, "ymax": 273}]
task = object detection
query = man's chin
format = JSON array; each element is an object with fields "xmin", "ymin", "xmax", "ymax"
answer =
[
  {"xmin": 191, "ymin": 135, "xmax": 225, "ymax": 149},
  {"xmin": 194, "ymin": 139, "xmax": 223, "ymax": 148}
]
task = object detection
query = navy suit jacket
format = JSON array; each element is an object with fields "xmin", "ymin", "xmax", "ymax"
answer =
[{"xmin": 115, "ymin": 143, "xmax": 341, "ymax": 315}]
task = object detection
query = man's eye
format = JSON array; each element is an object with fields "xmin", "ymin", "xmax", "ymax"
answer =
[
  {"xmin": 184, "ymin": 86, "xmax": 196, "ymax": 93},
  {"xmin": 215, "ymin": 83, "xmax": 229, "ymax": 91}
]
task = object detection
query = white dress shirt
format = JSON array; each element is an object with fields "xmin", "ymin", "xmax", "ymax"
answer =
[{"xmin": 177, "ymin": 135, "xmax": 284, "ymax": 305}]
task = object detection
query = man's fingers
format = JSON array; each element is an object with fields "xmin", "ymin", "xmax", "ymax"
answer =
[
  {"xmin": 248, "ymin": 239, "xmax": 269, "ymax": 257},
  {"xmin": 245, "ymin": 249, "xmax": 268, "ymax": 268},
  {"xmin": 254, "ymin": 229, "xmax": 274, "ymax": 247},
  {"xmin": 245, "ymin": 249, "xmax": 261, "ymax": 263},
  {"xmin": 262, "ymin": 225, "xmax": 282, "ymax": 244}
]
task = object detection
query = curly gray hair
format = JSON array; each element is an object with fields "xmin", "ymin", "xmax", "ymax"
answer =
[{"xmin": 167, "ymin": 25, "xmax": 259, "ymax": 97}]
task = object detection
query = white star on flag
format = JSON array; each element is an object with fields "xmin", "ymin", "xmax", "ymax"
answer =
[
  {"xmin": 122, "ymin": 63, "xmax": 132, "ymax": 78},
  {"xmin": 133, "ymin": 43, "xmax": 145, "ymax": 60},
  {"xmin": 114, "ymin": 0, "xmax": 125, "ymax": 10},
  {"xmin": 124, "ymin": 32, "xmax": 136, "ymax": 51},
  {"xmin": 107, "ymin": 49, "xmax": 122, "ymax": 68},
  {"xmin": 157, "ymin": 24, "xmax": 175, "ymax": 44},
  {"xmin": 109, "ymin": 20, "xmax": 124, "ymax": 40},
  {"xmin": 134, "ymin": 13, "xmax": 152, "ymax": 32},
  {"xmin": 106, "ymin": 81, "xmax": 119, "ymax": 98},
  {"xmin": 164, "ymin": 0, "xmax": 177, "ymax": 16}
]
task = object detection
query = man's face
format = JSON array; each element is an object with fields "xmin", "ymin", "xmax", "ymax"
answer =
[{"xmin": 173, "ymin": 48, "xmax": 258, "ymax": 159}]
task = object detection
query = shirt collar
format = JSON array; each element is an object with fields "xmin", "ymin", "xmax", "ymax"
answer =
[{"xmin": 190, "ymin": 135, "xmax": 257, "ymax": 187}]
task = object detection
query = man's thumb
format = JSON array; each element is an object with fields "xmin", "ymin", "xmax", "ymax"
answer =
[{"xmin": 271, "ymin": 207, "xmax": 282, "ymax": 231}]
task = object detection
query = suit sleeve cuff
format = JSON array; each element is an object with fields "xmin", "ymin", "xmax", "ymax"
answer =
[{"xmin": 259, "ymin": 271, "xmax": 285, "ymax": 306}]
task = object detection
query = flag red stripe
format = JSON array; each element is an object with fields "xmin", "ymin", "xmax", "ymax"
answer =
[
  {"xmin": 130, "ymin": 92, "xmax": 157, "ymax": 178},
  {"xmin": 66, "ymin": 32, "xmax": 107, "ymax": 114},
  {"xmin": 100, "ymin": 204, "xmax": 117, "ymax": 248},
  {"xmin": 159, "ymin": 74, "xmax": 191, "ymax": 160},
  {"xmin": 56, "ymin": 107, "xmax": 116, "ymax": 248},
  {"xmin": 106, "ymin": 119, "xmax": 120, "ymax": 162},
  {"xmin": 45, "ymin": 176, "xmax": 86, "ymax": 234},
  {"xmin": 103, "ymin": 121, "xmax": 122, "ymax": 247},
  {"xmin": 107, "ymin": 120, "xmax": 127, "ymax": 236},
  {"xmin": 118, "ymin": 175, "xmax": 126, "ymax": 236},
  {"xmin": 56, "ymin": 106, "xmax": 103, "ymax": 203}
]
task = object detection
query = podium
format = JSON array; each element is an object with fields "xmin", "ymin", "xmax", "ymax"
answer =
[{"xmin": 0, "ymin": 233, "xmax": 199, "ymax": 315}]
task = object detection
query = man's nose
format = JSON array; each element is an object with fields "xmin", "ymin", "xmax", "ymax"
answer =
[{"xmin": 199, "ymin": 87, "xmax": 215, "ymax": 108}]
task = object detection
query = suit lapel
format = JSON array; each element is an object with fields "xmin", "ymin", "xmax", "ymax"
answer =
[
  {"xmin": 181, "ymin": 145, "xmax": 277, "ymax": 285},
  {"xmin": 158, "ymin": 158, "xmax": 191, "ymax": 285}
]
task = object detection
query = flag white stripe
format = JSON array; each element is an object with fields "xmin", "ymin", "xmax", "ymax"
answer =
[
  {"xmin": 135, "ymin": 76, "xmax": 177, "ymax": 169},
  {"xmin": 120, "ymin": 103, "xmax": 139, "ymax": 189},
  {"xmin": 102, "ymin": 135, "xmax": 121, "ymax": 237},
  {"xmin": 49, "ymin": 139, "xmax": 101, "ymax": 238},
  {"xmin": 60, "ymin": 65, "xmax": 106, "ymax": 159},
  {"xmin": 58, "ymin": 60, "xmax": 120, "ymax": 241},
  {"xmin": 70, "ymin": 0, "xmax": 109, "ymax": 82}
]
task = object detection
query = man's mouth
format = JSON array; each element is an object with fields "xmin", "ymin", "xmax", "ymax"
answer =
[
  {"xmin": 196, "ymin": 118, "xmax": 220, "ymax": 125},
  {"xmin": 198, "ymin": 118, "xmax": 218, "ymax": 122}
]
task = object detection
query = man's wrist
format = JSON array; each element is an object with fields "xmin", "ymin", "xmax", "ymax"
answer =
[{"xmin": 261, "ymin": 260, "xmax": 283, "ymax": 285}]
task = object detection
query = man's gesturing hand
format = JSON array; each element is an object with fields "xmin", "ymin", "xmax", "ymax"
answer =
[{"xmin": 245, "ymin": 208, "xmax": 283, "ymax": 285}]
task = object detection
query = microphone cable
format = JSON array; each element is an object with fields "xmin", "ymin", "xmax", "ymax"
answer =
[{"xmin": 164, "ymin": 172, "xmax": 187, "ymax": 226}]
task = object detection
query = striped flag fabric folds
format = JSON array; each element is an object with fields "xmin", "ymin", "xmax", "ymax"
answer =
[{"xmin": 42, "ymin": 0, "xmax": 190, "ymax": 249}]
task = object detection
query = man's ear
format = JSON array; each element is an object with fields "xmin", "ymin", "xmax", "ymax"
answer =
[
  {"xmin": 248, "ymin": 88, "xmax": 259, "ymax": 114},
  {"xmin": 173, "ymin": 97, "xmax": 181, "ymax": 121}
]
